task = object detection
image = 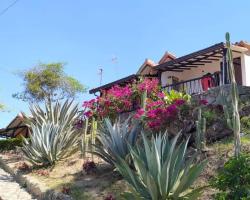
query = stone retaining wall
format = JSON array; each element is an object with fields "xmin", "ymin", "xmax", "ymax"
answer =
[{"xmin": 194, "ymin": 85, "xmax": 250, "ymax": 105}]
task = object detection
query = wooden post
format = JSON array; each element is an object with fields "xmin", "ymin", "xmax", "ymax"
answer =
[{"xmin": 223, "ymin": 48, "xmax": 229, "ymax": 84}]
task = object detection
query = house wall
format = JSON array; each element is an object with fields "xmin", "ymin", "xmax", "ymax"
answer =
[
  {"xmin": 161, "ymin": 61, "xmax": 221, "ymax": 87},
  {"xmin": 241, "ymin": 51, "xmax": 250, "ymax": 86}
]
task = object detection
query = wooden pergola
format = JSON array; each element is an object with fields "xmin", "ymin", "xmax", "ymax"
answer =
[
  {"xmin": 155, "ymin": 42, "xmax": 246, "ymax": 85},
  {"xmin": 156, "ymin": 43, "xmax": 225, "ymax": 72}
]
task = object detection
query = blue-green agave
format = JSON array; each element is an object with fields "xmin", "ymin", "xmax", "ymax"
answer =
[
  {"xmin": 92, "ymin": 118, "xmax": 140, "ymax": 166},
  {"xmin": 115, "ymin": 132, "xmax": 207, "ymax": 200},
  {"xmin": 22, "ymin": 100, "xmax": 81, "ymax": 165}
]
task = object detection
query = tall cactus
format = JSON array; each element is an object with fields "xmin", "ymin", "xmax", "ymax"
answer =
[
  {"xmin": 141, "ymin": 90, "xmax": 147, "ymax": 110},
  {"xmin": 81, "ymin": 118, "xmax": 89, "ymax": 159},
  {"xmin": 91, "ymin": 117, "xmax": 97, "ymax": 161},
  {"xmin": 225, "ymin": 32, "xmax": 241, "ymax": 157},
  {"xmin": 195, "ymin": 108, "xmax": 206, "ymax": 152}
]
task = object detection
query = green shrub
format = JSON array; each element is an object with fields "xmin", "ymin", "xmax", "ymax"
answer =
[
  {"xmin": 211, "ymin": 154, "xmax": 250, "ymax": 199},
  {"xmin": 163, "ymin": 90, "xmax": 191, "ymax": 104},
  {"xmin": 202, "ymin": 110, "xmax": 216, "ymax": 125},
  {"xmin": 0, "ymin": 137, "xmax": 23, "ymax": 151},
  {"xmin": 241, "ymin": 116, "xmax": 250, "ymax": 134}
]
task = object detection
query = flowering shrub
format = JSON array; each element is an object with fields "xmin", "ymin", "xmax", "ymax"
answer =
[
  {"xmin": 135, "ymin": 97, "xmax": 187, "ymax": 130},
  {"xmin": 82, "ymin": 98, "xmax": 99, "ymax": 118},
  {"xmin": 136, "ymin": 78, "xmax": 159, "ymax": 94},
  {"xmin": 83, "ymin": 85, "xmax": 135, "ymax": 120},
  {"xmin": 83, "ymin": 78, "xmax": 190, "ymax": 130},
  {"xmin": 83, "ymin": 78, "xmax": 159, "ymax": 120}
]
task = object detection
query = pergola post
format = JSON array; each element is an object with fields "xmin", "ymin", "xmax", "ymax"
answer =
[{"xmin": 222, "ymin": 47, "xmax": 230, "ymax": 84}]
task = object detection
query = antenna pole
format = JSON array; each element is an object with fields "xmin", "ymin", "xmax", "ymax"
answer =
[{"xmin": 98, "ymin": 68, "xmax": 103, "ymax": 86}]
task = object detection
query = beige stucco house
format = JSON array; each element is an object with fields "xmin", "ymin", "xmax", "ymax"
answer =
[{"xmin": 90, "ymin": 41, "xmax": 250, "ymax": 95}]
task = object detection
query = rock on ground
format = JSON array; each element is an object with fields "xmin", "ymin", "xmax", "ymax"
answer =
[{"xmin": 0, "ymin": 168, "xmax": 35, "ymax": 200}]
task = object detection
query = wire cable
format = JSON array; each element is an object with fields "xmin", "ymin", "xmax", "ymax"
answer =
[{"xmin": 0, "ymin": 0, "xmax": 20, "ymax": 17}]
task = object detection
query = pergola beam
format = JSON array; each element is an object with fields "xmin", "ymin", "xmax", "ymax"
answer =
[
  {"xmin": 156, "ymin": 42, "xmax": 225, "ymax": 71},
  {"xmin": 165, "ymin": 69, "xmax": 183, "ymax": 72}
]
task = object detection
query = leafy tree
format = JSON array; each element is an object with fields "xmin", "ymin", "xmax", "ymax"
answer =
[
  {"xmin": 0, "ymin": 103, "xmax": 4, "ymax": 111},
  {"xmin": 13, "ymin": 62, "xmax": 86, "ymax": 103}
]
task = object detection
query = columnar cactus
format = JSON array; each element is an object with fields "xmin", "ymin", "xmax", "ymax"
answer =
[
  {"xmin": 81, "ymin": 118, "xmax": 89, "ymax": 158},
  {"xmin": 225, "ymin": 32, "xmax": 241, "ymax": 157},
  {"xmin": 195, "ymin": 108, "xmax": 206, "ymax": 152}
]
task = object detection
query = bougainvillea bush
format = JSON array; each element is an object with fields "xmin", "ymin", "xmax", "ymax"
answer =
[
  {"xmin": 83, "ymin": 78, "xmax": 191, "ymax": 130},
  {"xmin": 83, "ymin": 84, "xmax": 135, "ymax": 120}
]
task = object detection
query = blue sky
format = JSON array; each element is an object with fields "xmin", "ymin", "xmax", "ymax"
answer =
[{"xmin": 1, "ymin": 0, "xmax": 250, "ymax": 127}]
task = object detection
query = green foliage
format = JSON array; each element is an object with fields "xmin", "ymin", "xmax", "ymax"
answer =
[
  {"xmin": 202, "ymin": 110, "xmax": 216, "ymax": 126},
  {"xmin": 211, "ymin": 154, "xmax": 250, "ymax": 199},
  {"xmin": 115, "ymin": 132, "xmax": 207, "ymax": 200},
  {"xmin": 22, "ymin": 100, "xmax": 81, "ymax": 166},
  {"xmin": 0, "ymin": 137, "xmax": 24, "ymax": 151},
  {"xmin": 13, "ymin": 62, "xmax": 86, "ymax": 103},
  {"xmin": 92, "ymin": 118, "xmax": 140, "ymax": 166},
  {"xmin": 241, "ymin": 116, "xmax": 250, "ymax": 134},
  {"xmin": 0, "ymin": 103, "xmax": 4, "ymax": 111},
  {"xmin": 163, "ymin": 90, "xmax": 191, "ymax": 104}
]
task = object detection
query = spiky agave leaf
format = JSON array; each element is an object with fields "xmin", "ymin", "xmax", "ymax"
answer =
[
  {"xmin": 22, "ymin": 100, "xmax": 81, "ymax": 166},
  {"xmin": 92, "ymin": 118, "xmax": 140, "ymax": 166},
  {"xmin": 115, "ymin": 132, "xmax": 207, "ymax": 200}
]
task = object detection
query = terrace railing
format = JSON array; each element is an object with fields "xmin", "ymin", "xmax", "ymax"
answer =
[{"xmin": 162, "ymin": 72, "xmax": 221, "ymax": 95}]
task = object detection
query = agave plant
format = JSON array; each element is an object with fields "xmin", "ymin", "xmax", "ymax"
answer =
[
  {"xmin": 92, "ymin": 118, "xmax": 140, "ymax": 166},
  {"xmin": 115, "ymin": 132, "xmax": 207, "ymax": 200},
  {"xmin": 22, "ymin": 100, "xmax": 81, "ymax": 165}
]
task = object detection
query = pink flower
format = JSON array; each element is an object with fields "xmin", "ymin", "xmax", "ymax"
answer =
[
  {"xmin": 146, "ymin": 110, "xmax": 157, "ymax": 118},
  {"xmin": 108, "ymin": 85, "xmax": 132, "ymax": 98},
  {"xmin": 84, "ymin": 111, "xmax": 93, "ymax": 118},
  {"xmin": 174, "ymin": 99, "xmax": 186, "ymax": 106},
  {"xmin": 200, "ymin": 99, "xmax": 208, "ymax": 105},
  {"xmin": 134, "ymin": 108, "xmax": 144, "ymax": 119},
  {"xmin": 157, "ymin": 92, "xmax": 165, "ymax": 98},
  {"xmin": 137, "ymin": 78, "xmax": 159, "ymax": 93},
  {"xmin": 148, "ymin": 120, "xmax": 161, "ymax": 129},
  {"xmin": 165, "ymin": 104, "xmax": 178, "ymax": 117},
  {"xmin": 146, "ymin": 100, "xmax": 164, "ymax": 109}
]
